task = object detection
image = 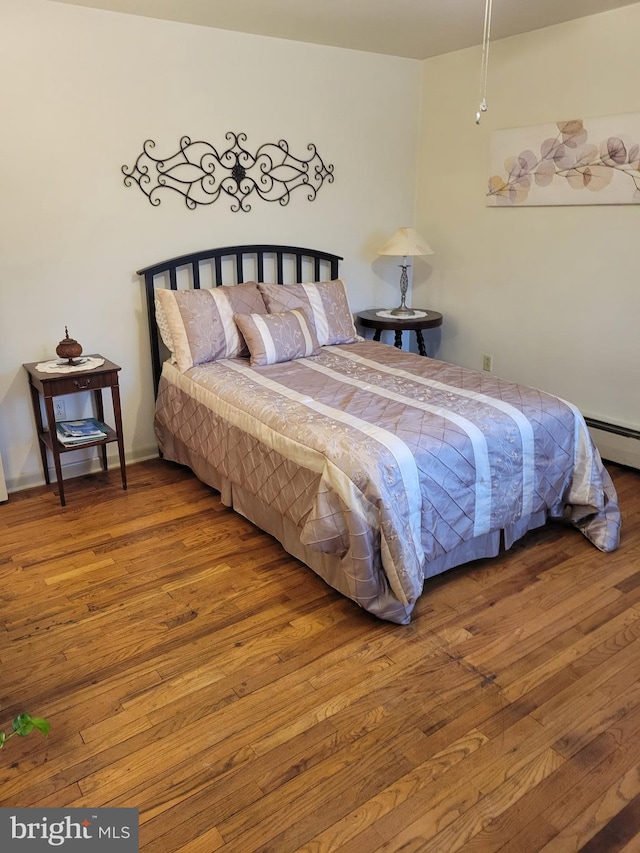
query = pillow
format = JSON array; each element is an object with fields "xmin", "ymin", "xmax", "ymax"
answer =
[
  {"xmin": 234, "ymin": 309, "xmax": 321, "ymax": 366},
  {"xmin": 257, "ymin": 279, "xmax": 360, "ymax": 346},
  {"xmin": 154, "ymin": 282, "xmax": 267, "ymax": 372}
]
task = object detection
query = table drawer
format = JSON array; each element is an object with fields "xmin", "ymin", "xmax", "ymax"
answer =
[{"xmin": 40, "ymin": 369, "xmax": 120, "ymax": 396}]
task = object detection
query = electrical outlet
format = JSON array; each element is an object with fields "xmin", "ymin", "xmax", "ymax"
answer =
[
  {"xmin": 53, "ymin": 399, "xmax": 66, "ymax": 421},
  {"xmin": 482, "ymin": 354, "xmax": 493, "ymax": 372}
]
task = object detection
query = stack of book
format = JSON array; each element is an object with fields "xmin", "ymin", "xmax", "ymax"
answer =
[{"xmin": 55, "ymin": 417, "xmax": 108, "ymax": 446}]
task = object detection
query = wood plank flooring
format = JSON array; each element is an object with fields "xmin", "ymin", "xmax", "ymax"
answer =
[{"xmin": 1, "ymin": 458, "xmax": 639, "ymax": 851}]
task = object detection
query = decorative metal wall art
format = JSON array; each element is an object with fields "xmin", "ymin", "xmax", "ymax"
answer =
[{"xmin": 122, "ymin": 132, "xmax": 334, "ymax": 212}]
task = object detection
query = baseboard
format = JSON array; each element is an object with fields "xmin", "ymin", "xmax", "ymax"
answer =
[{"xmin": 5, "ymin": 445, "xmax": 160, "ymax": 495}]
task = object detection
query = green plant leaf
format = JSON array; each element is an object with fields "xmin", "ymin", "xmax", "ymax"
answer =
[
  {"xmin": 30, "ymin": 717, "xmax": 51, "ymax": 736},
  {"xmin": 0, "ymin": 731, "xmax": 6, "ymax": 748},
  {"xmin": 13, "ymin": 713, "xmax": 36, "ymax": 736}
]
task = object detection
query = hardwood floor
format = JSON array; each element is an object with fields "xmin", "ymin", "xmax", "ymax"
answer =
[{"xmin": 1, "ymin": 458, "xmax": 639, "ymax": 852}]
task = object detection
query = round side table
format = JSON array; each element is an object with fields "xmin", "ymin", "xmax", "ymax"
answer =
[{"xmin": 357, "ymin": 309, "xmax": 443, "ymax": 357}]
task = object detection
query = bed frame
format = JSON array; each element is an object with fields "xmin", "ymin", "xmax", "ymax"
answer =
[{"xmin": 138, "ymin": 244, "xmax": 342, "ymax": 395}]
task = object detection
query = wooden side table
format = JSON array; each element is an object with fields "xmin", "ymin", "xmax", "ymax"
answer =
[
  {"xmin": 23, "ymin": 355, "xmax": 127, "ymax": 506},
  {"xmin": 357, "ymin": 309, "xmax": 443, "ymax": 357}
]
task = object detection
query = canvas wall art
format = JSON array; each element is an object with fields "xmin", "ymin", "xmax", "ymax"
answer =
[{"xmin": 487, "ymin": 113, "xmax": 640, "ymax": 206}]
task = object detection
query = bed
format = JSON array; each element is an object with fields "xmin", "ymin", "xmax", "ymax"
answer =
[{"xmin": 138, "ymin": 244, "xmax": 621, "ymax": 624}]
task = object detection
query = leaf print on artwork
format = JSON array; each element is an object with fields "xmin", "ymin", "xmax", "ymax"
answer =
[
  {"xmin": 534, "ymin": 159, "xmax": 555, "ymax": 186},
  {"xmin": 558, "ymin": 119, "xmax": 588, "ymax": 147},
  {"xmin": 565, "ymin": 164, "xmax": 613, "ymax": 192},
  {"xmin": 602, "ymin": 137, "xmax": 627, "ymax": 165}
]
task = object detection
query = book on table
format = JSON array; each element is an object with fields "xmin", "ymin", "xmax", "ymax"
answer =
[{"xmin": 55, "ymin": 417, "xmax": 108, "ymax": 445}]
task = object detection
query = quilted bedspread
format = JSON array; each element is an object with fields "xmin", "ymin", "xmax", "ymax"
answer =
[{"xmin": 155, "ymin": 341, "xmax": 620, "ymax": 622}]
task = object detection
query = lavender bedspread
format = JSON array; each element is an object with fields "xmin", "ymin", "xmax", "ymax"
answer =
[{"xmin": 155, "ymin": 341, "xmax": 620, "ymax": 622}]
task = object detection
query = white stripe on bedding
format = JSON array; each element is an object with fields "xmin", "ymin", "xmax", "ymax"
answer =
[
  {"xmin": 329, "ymin": 346, "xmax": 536, "ymax": 519},
  {"xmin": 302, "ymin": 283, "xmax": 330, "ymax": 345},
  {"xmin": 213, "ymin": 289, "xmax": 241, "ymax": 358},
  {"xmin": 250, "ymin": 314, "xmax": 278, "ymax": 363},
  {"xmin": 302, "ymin": 357, "xmax": 492, "ymax": 537},
  {"xmin": 293, "ymin": 309, "xmax": 316, "ymax": 356}
]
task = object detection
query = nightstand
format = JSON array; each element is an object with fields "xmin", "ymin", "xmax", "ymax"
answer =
[
  {"xmin": 357, "ymin": 309, "xmax": 443, "ymax": 356},
  {"xmin": 23, "ymin": 356, "xmax": 127, "ymax": 506}
]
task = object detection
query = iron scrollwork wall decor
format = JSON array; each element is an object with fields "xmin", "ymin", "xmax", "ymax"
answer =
[{"xmin": 122, "ymin": 131, "xmax": 334, "ymax": 212}]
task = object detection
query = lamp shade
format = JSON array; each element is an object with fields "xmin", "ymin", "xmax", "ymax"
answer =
[{"xmin": 377, "ymin": 227, "xmax": 434, "ymax": 258}]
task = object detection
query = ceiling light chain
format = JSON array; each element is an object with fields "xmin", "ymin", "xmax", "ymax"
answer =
[{"xmin": 476, "ymin": 0, "xmax": 493, "ymax": 124}]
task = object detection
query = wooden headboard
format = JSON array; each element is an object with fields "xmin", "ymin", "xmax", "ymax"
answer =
[{"xmin": 137, "ymin": 243, "xmax": 343, "ymax": 395}]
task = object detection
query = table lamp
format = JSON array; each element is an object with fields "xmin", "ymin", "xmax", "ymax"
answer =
[{"xmin": 377, "ymin": 227, "xmax": 434, "ymax": 317}]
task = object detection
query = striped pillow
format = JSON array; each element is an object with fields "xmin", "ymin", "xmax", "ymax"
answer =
[
  {"xmin": 257, "ymin": 280, "xmax": 359, "ymax": 346},
  {"xmin": 233, "ymin": 309, "xmax": 321, "ymax": 366},
  {"xmin": 154, "ymin": 283, "xmax": 267, "ymax": 372}
]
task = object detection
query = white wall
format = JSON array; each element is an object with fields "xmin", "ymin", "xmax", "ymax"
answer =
[
  {"xmin": 0, "ymin": 0, "xmax": 421, "ymax": 491},
  {"xmin": 415, "ymin": 4, "xmax": 640, "ymax": 465}
]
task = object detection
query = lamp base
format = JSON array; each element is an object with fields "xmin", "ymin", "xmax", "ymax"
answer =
[
  {"xmin": 389, "ymin": 305, "xmax": 420, "ymax": 317},
  {"xmin": 389, "ymin": 263, "xmax": 419, "ymax": 317}
]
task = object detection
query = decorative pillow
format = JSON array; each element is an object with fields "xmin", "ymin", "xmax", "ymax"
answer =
[
  {"xmin": 257, "ymin": 279, "xmax": 360, "ymax": 346},
  {"xmin": 154, "ymin": 282, "xmax": 267, "ymax": 371},
  {"xmin": 233, "ymin": 309, "xmax": 321, "ymax": 366}
]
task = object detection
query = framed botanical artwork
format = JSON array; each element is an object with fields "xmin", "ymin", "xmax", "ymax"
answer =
[{"xmin": 487, "ymin": 113, "xmax": 640, "ymax": 206}]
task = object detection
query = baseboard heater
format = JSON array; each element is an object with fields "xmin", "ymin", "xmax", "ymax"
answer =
[
  {"xmin": 584, "ymin": 416, "xmax": 640, "ymax": 470},
  {"xmin": 584, "ymin": 417, "xmax": 640, "ymax": 442}
]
